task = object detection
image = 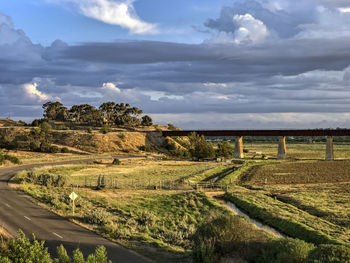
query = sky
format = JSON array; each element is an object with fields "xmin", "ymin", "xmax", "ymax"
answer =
[{"xmin": 1, "ymin": 0, "xmax": 350, "ymax": 129}]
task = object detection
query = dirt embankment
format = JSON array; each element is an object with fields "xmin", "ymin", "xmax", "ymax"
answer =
[
  {"xmin": 0, "ymin": 126, "xmax": 166, "ymax": 154},
  {"xmin": 51, "ymin": 130, "xmax": 165, "ymax": 153}
]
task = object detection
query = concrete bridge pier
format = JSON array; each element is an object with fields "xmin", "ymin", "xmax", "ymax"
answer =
[
  {"xmin": 234, "ymin": 136, "xmax": 244, "ymax": 159},
  {"xmin": 325, "ymin": 136, "xmax": 334, "ymax": 160},
  {"xmin": 277, "ymin": 136, "xmax": 287, "ymax": 160}
]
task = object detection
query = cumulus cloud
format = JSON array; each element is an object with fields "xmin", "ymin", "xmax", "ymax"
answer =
[
  {"xmin": 232, "ymin": 13, "xmax": 269, "ymax": 44},
  {"xmin": 48, "ymin": 0, "xmax": 157, "ymax": 34},
  {"xmin": 22, "ymin": 83, "xmax": 50, "ymax": 102},
  {"xmin": 101, "ymin": 82, "xmax": 121, "ymax": 94},
  {"xmin": 0, "ymin": 13, "xmax": 43, "ymax": 61},
  {"xmin": 2, "ymin": 2, "xmax": 350, "ymax": 129}
]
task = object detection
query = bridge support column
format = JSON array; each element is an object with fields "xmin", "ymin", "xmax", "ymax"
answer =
[
  {"xmin": 234, "ymin": 136, "xmax": 244, "ymax": 159},
  {"xmin": 277, "ymin": 136, "xmax": 286, "ymax": 160},
  {"xmin": 325, "ymin": 136, "xmax": 334, "ymax": 160}
]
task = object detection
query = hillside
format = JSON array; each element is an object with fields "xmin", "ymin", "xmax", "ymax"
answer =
[
  {"xmin": 0, "ymin": 126, "xmax": 166, "ymax": 154},
  {"xmin": 0, "ymin": 118, "xmax": 20, "ymax": 127}
]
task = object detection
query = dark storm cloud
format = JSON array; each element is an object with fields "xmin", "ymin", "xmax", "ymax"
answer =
[{"xmin": 2, "ymin": 2, "xmax": 350, "ymax": 128}]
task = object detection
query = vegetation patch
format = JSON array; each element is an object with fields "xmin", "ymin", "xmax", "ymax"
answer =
[{"xmin": 223, "ymin": 192, "xmax": 348, "ymax": 245}]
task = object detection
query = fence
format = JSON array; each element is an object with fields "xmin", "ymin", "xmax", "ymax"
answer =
[{"xmin": 69, "ymin": 176, "xmax": 228, "ymax": 191}]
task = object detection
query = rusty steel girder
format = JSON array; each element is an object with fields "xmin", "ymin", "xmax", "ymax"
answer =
[{"xmin": 162, "ymin": 129, "xmax": 350, "ymax": 137}]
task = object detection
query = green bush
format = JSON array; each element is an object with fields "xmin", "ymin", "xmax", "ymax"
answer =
[
  {"xmin": 216, "ymin": 141, "xmax": 234, "ymax": 158},
  {"xmin": 0, "ymin": 152, "xmax": 20, "ymax": 165},
  {"xmin": 192, "ymin": 213, "xmax": 265, "ymax": 262},
  {"xmin": 118, "ymin": 133, "xmax": 126, "ymax": 140},
  {"xmin": 87, "ymin": 127, "xmax": 93, "ymax": 133},
  {"xmin": 304, "ymin": 244, "xmax": 350, "ymax": 263},
  {"xmin": 61, "ymin": 147, "xmax": 70, "ymax": 153},
  {"xmin": 0, "ymin": 230, "xmax": 112, "ymax": 263},
  {"xmin": 84, "ymin": 208, "xmax": 110, "ymax": 226},
  {"xmin": 257, "ymin": 238, "xmax": 315, "ymax": 263},
  {"xmin": 188, "ymin": 132, "xmax": 215, "ymax": 159},
  {"xmin": 100, "ymin": 125, "xmax": 112, "ymax": 134},
  {"xmin": 54, "ymin": 124, "xmax": 69, "ymax": 130},
  {"xmin": 112, "ymin": 158, "xmax": 121, "ymax": 165},
  {"xmin": 139, "ymin": 145, "xmax": 151, "ymax": 152},
  {"xmin": 0, "ymin": 230, "xmax": 51, "ymax": 262},
  {"xmin": 137, "ymin": 211, "xmax": 157, "ymax": 227}
]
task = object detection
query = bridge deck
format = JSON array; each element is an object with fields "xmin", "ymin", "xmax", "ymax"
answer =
[{"xmin": 162, "ymin": 129, "xmax": 350, "ymax": 137}]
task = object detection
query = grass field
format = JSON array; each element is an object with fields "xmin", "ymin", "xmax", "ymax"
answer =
[
  {"xmin": 16, "ymin": 184, "xmax": 271, "ymax": 262},
  {"xmin": 22, "ymin": 159, "xmax": 230, "ymax": 188},
  {"xmin": 243, "ymin": 142, "xmax": 350, "ymax": 160},
  {"xmin": 223, "ymin": 159, "xmax": 350, "ymax": 246}
]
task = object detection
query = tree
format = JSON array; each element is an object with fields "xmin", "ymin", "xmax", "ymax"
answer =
[
  {"xmin": 216, "ymin": 141, "xmax": 234, "ymax": 158},
  {"xmin": 113, "ymin": 103, "xmax": 143, "ymax": 126},
  {"xmin": 43, "ymin": 101, "xmax": 68, "ymax": 121},
  {"xmin": 188, "ymin": 132, "xmax": 215, "ymax": 159},
  {"xmin": 99, "ymin": 102, "xmax": 116, "ymax": 125},
  {"xmin": 141, "ymin": 115, "xmax": 153, "ymax": 126}
]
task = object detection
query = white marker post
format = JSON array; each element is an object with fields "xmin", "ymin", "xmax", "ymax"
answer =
[{"xmin": 69, "ymin": 192, "xmax": 78, "ymax": 217}]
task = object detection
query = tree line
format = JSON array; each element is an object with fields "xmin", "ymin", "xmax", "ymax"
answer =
[{"xmin": 42, "ymin": 101, "xmax": 153, "ymax": 127}]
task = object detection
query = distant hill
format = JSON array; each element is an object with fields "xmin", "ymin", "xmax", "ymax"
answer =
[{"xmin": 0, "ymin": 118, "xmax": 20, "ymax": 127}]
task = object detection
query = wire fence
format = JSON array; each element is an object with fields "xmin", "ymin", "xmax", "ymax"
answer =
[{"xmin": 69, "ymin": 176, "xmax": 228, "ymax": 191}]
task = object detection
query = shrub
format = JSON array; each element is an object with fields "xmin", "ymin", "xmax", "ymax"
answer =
[
  {"xmin": 137, "ymin": 211, "xmax": 157, "ymax": 227},
  {"xmin": 84, "ymin": 208, "xmax": 110, "ymax": 226},
  {"xmin": 118, "ymin": 133, "xmax": 126, "ymax": 140},
  {"xmin": 304, "ymin": 244, "xmax": 350, "ymax": 263},
  {"xmin": 0, "ymin": 230, "xmax": 112, "ymax": 262},
  {"xmin": 100, "ymin": 125, "xmax": 112, "ymax": 134},
  {"xmin": 216, "ymin": 141, "xmax": 234, "ymax": 158},
  {"xmin": 112, "ymin": 158, "xmax": 121, "ymax": 165},
  {"xmin": 1, "ymin": 230, "xmax": 52, "ymax": 263},
  {"xmin": 257, "ymin": 238, "xmax": 315, "ymax": 263},
  {"xmin": 188, "ymin": 132, "xmax": 215, "ymax": 159},
  {"xmin": 87, "ymin": 127, "xmax": 93, "ymax": 133},
  {"xmin": 139, "ymin": 145, "xmax": 151, "ymax": 152},
  {"xmin": 168, "ymin": 124, "xmax": 179, "ymax": 131},
  {"xmin": 141, "ymin": 115, "xmax": 153, "ymax": 126},
  {"xmin": 192, "ymin": 213, "xmax": 264, "ymax": 262},
  {"xmin": 48, "ymin": 145, "xmax": 60, "ymax": 153},
  {"xmin": 54, "ymin": 124, "xmax": 69, "ymax": 130},
  {"xmin": 61, "ymin": 147, "xmax": 70, "ymax": 153},
  {"xmin": 0, "ymin": 152, "xmax": 20, "ymax": 165}
]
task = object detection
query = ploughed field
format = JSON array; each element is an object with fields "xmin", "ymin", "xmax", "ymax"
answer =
[{"xmin": 239, "ymin": 160, "xmax": 350, "ymax": 185}]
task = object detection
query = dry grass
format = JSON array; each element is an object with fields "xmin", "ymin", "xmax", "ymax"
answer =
[
  {"xmin": 26, "ymin": 159, "xmax": 225, "ymax": 187},
  {"xmin": 243, "ymin": 142, "xmax": 350, "ymax": 160}
]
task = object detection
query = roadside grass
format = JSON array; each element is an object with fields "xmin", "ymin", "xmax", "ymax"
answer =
[
  {"xmin": 16, "ymin": 184, "xmax": 272, "ymax": 263},
  {"xmin": 2, "ymin": 150, "xmax": 111, "ymax": 166},
  {"xmin": 22, "ymin": 159, "xmax": 225, "ymax": 188}
]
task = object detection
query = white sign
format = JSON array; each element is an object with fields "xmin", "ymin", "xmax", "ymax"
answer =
[{"xmin": 69, "ymin": 192, "xmax": 78, "ymax": 201}]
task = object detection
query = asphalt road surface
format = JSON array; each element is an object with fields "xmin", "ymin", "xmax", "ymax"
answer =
[{"xmin": 0, "ymin": 159, "xmax": 153, "ymax": 263}]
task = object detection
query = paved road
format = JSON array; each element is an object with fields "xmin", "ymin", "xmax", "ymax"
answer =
[{"xmin": 0, "ymin": 159, "xmax": 153, "ymax": 263}]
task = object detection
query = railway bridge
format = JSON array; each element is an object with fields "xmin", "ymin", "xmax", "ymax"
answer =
[{"xmin": 161, "ymin": 129, "xmax": 350, "ymax": 160}]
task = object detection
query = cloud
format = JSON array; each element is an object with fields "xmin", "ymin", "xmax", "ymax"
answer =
[
  {"xmin": 22, "ymin": 83, "xmax": 50, "ymax": 102},
  {"xmin": 2, "ymin": 4, "xmax": 350, "ymax": 129},
  {"xmin": 232, "ymin": 13, "xmax": 269, "ymax": 44},
  {"xmin": 101, "ymin": 82, "xmax": 121, "ymax": 94},
  {"xmin": 49, "ymin": 0, "xmax": 157, "ymax": 34}
]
